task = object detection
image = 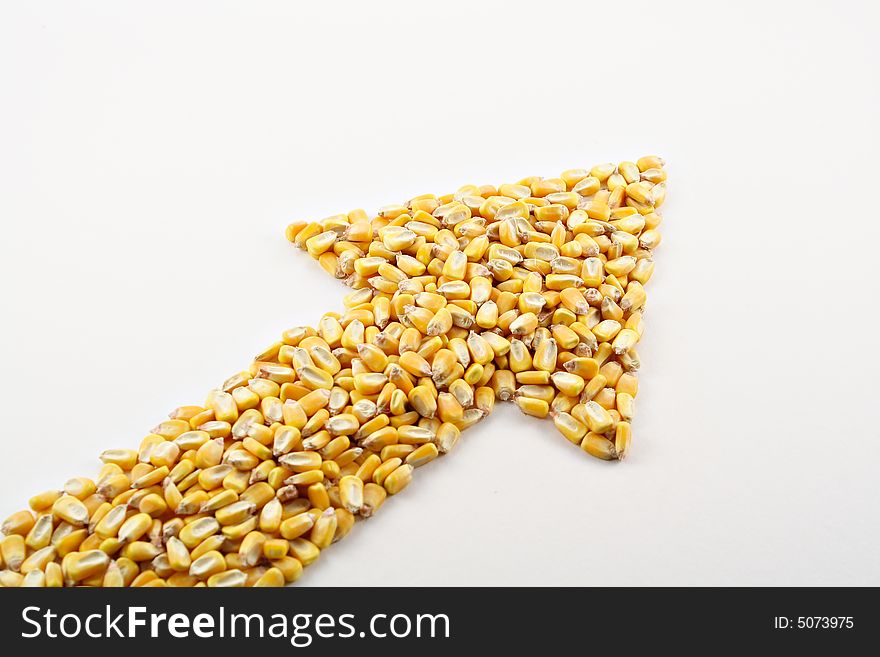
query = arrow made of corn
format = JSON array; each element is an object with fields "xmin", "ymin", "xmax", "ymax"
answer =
[{"xmin": 0, "ymin": 156, "xmax": 667, "ymax": 587}]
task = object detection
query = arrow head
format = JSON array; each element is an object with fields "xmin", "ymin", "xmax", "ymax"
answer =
[{"xmin": 284, "ymin": 157, "xmax": 665, "ymax": 461}]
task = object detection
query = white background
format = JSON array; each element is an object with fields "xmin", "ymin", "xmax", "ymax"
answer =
[{"xmin": 1, "ymin": 0, "xmax": 878, "ymax": 586}]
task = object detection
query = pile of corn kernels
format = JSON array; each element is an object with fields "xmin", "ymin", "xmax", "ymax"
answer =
[{"xmin": 0, "ymin": 156, "xmax": 666, "ymax": 587}]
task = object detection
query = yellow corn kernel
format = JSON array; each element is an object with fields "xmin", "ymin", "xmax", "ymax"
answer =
[
  {"xmin": 339, "ymin": 475, "xmax": 364, "ymax": 514},
  {"xmin": 268, "ymin": 556, "xmax": 303, "ymax": 584},
  {"xmin": 516, "ymin": 370, "xmax": 550, "ymax": 385},
  {"xmin": 616, "ymin": 372, "xmax": 639, "ymax": 397},
  {"xmin": 509, "ymin": 312, "xmax": 538, "ymax": 336},
  {"xmin": 309, "ymin": 508, "xmax": 337, "ymax": 549},
  {"xmin": 279, "ymin": 513, "xmax": 314, "ymax": 541},
  {"xmin": 189, "ymin": 550, "xmax": 227, "ymax": 579},
  {"xmin": 630, "ymin": 258, "xmax": 655, "ymax": 284},
  {"xmin": 52, "ymin": 495, "xmax": 89, "ymax": 527},
  {"xmin": 404, "ymin": 443, "xmax": 438, "ymax": 467},
  {"xmin": 592, "ymin": 320, "xmax": 622, "ymax": 343},
  {"xmin": 581, "ymin": 401, "xmax": 614, "ymax": 434},
  {"xmin": 99, "ymin": 449, "xmax": 138, "ymax": 470},
  {"xmin": 553, "ymin": 412, "xmax": 589, "ymax": 444},
  {"xmin": 599, "ymin": 361, "xmax": 623, "ymax": 387},
  {"xmin": 329, "ymin": 508, "xmax": 353, "ymax": 543},
  {"xmin": 66, "ymin": 549, "xmax": 111, "ymax": 582},
  {"xmin": 179, "ymin": 517, "xmax": 220, "ymax": 549},
  {"xmin": 398, "ymin": 350, "xmax": 433, "ymax": 378},
  {"xmin": 39, "ymin": 561, "xmax": 62, "ymax": 588},
  {"xmin": 19, "ymin": 543, "xmax": 56, "ymax": 575},
  {"xmin": 488, "ymin": 369, "xmax": 515, "ymax": 401},
  {"xmin": 550, "ymin": 372, "xmax": 586, "ymax": 397},
  {"xmin": 278, "ymin": 450, "xmax": 322, "ymax": 473},
  {"xmin": 432, "ymin": 422, "xmax": 459, "ymax": 454},
  {"xmin": 614, "ymin": 422, "xmax": 632, "ymax": 459},
  {"xmin": 204, "ymin": 569, "xmax": 245, "ymax": 587},
  {"xmin": 25, "ymin": 515, "xmax": 53, "ymax": 551},
  {"xmin": 253, "ymin": 566, "xmax": 286, "ymax": 587},
  {"xmin": 581, "ymin": 433, "xmax": 618, "ymax": 460},
  {"xmin": 462, "ymin": 362, "xmax": 483, "ymax": 386},
  {"xmin": 408, "ymin": 385, "xmax": 437, "ymax": 419},
  {"xmin": 2, "ymin": 510, "xmax": 35, "ymax": 537},
  {"xmin": 580, "ymin": 372, "xmax": 607, "ymax": 402},
  {"xmin": 514, "ymin": 395, "xmax": 550, "ymax": 418},
  {"xmin": 120, "ymin": 541, "xmax": 163, "ymax": 562},
  {"xmin": 281, "ymin": 541, "xmax": 317, "ymax": 570},
  {"xmin": 517, "ymin": 384, "xmax": 555, "ymax": 404},
  {"xmin": 220, "ymin": 515, "xmax": 257, "ymax": 540},
  {"xmin": 383, "ymin": 464, "xmax": 414, "ymax": 495},
  {"xmin": 236, "ymin": 531, "xmax": 265, "ymax": 568},
  {"xmin": 117, "ymin": 512, "xmax": 153, "ymax": 543},
  {"xmin": 28, "ymin": 490, "xmax": 62, "ymax": 513},
  {"xmin": 616, "ymin": 392, "xmax": 635, "ymax": 421},
  {"xmin": 1, "ymin": 534, "xmax": 26, "ymax": 572},
  {"xmin": 163, "ymin": 536, "xmax": 191, "ymax": 572},
  {"xmin": 381, "ymin": 444, "xmax": 414, "ymax": 460}
]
